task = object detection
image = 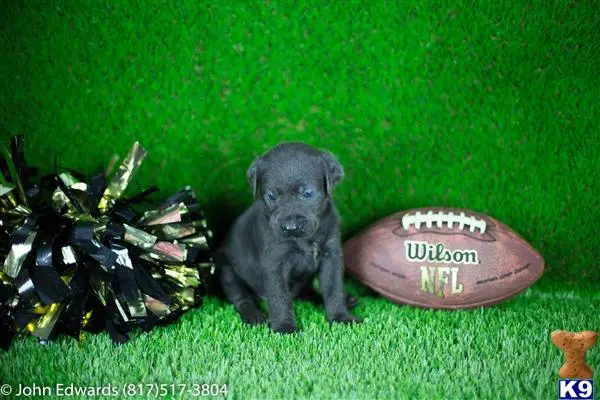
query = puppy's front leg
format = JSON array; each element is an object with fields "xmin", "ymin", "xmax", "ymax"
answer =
[
  {"xmin": 319, "ymin": 245, "xmax": 362, "ymax": 325},
  {"xmin": 264, "ymin": 265, "xmax": 298, "ymax": 334}
]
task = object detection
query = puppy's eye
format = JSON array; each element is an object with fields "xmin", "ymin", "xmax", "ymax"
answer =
[
  {"xmin": 266, "ymin": 192, "xmax": 277, "ymax": 202},
  {"xmin": 302, "ymin": 189, "xmax": 314, "ymax": 199}
]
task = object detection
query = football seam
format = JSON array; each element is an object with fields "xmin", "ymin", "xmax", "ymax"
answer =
[
  {"xmin": 391, "ymin": 226, "xmax": 497, "ymax": 242},
  {"xmin": 401, "ymin": 210, "xmax": 487, "ymax": 233}
]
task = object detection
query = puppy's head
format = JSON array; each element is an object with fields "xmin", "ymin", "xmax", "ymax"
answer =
[{"xmin": 247, "ymin": 142, "xmax": 344, "ymax": 239}]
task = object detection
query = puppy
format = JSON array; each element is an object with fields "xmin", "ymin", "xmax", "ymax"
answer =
[{"xmin": 216, "ymin": 142, "xmax": 361, "ymax": 333}]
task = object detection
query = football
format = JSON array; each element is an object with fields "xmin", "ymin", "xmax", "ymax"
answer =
[{"xmin": 343, "ymin": 207, "xmax": 545, "ymax": 309}]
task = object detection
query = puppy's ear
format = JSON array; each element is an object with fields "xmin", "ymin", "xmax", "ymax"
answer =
[
  {"xmin": 246, "ymin": 157, "xmax": 264, "ymax": 198},
  {"xmin": 320, "ymin": 151, "xmax": 344, "ymax": 196}
]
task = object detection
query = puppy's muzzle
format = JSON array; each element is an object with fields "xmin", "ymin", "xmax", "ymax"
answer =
[{"xmin": 280, "ymin": 214, "xmax": 309, "ymax": 237}]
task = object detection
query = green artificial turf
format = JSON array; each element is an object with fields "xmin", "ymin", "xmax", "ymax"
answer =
[
  {"xmin": 1, "ymin": 0, "xmax": 599, "ymax": 399},
  {"xmin": 0, "ymin": 286, "xmax": 598, "ymax": 399}
]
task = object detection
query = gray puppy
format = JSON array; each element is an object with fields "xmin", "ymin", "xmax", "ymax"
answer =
[{"xmin": 216, "ymin": 142, "xmax": 361, "ymax": 333}]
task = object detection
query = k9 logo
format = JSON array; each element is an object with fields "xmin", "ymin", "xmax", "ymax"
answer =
[{"xmin": 558, "ymin": 380, "xmax": 594, "ymax": 400}]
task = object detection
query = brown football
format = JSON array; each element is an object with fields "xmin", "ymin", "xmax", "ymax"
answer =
[{"xmin": 343, "ymin": 207, "xmax": 545, "ymax": 309}]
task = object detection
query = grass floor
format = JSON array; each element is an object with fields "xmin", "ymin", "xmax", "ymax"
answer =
[
  {"xmin": 1, "ymin": 285, "xmax": 599, "ymax": 399},
  {"xmin": 1, "ymin": 0, "xmax": 599, "ymax": 399}
]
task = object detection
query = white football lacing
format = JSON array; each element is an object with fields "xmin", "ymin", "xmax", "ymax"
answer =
[{"xmin": 401, "ymin": 210, "xmax": 487, "ymax": 234}]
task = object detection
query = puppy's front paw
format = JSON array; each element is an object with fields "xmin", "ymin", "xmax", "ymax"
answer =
[
  {"xmin": 329, "ymin": 313, "xmax": 362, "ymax": 325},
  {"xmin": 238, "ymin": 303, "xmax": 267, "ymax": 325},
  {"xmin": 242, "ymin": 310, "xmax": 267, "ymax": 325},
  {"xmin": 271, "ymin": 322, "xmax": 299, "ymax": 334}
]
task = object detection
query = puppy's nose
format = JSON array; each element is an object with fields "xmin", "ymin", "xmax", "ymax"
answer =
[{"xmin": 281, "ymin": 215, "xmax": 308, "ymax": 235}]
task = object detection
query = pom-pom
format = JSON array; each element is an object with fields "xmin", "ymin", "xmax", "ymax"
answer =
[{"xmin": 0, "ymin": 136, "xmax": 214, "ymax": 349}]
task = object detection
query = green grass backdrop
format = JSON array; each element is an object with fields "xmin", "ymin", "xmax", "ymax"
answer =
[{"xmin": 1, "ymin": 1, "xmax": 599, "ymax": 399}]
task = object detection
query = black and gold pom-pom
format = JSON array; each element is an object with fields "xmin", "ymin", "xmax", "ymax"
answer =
[{"xmin": 0, "ymin": 136, "xmax": 214, "ymax": 349}]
